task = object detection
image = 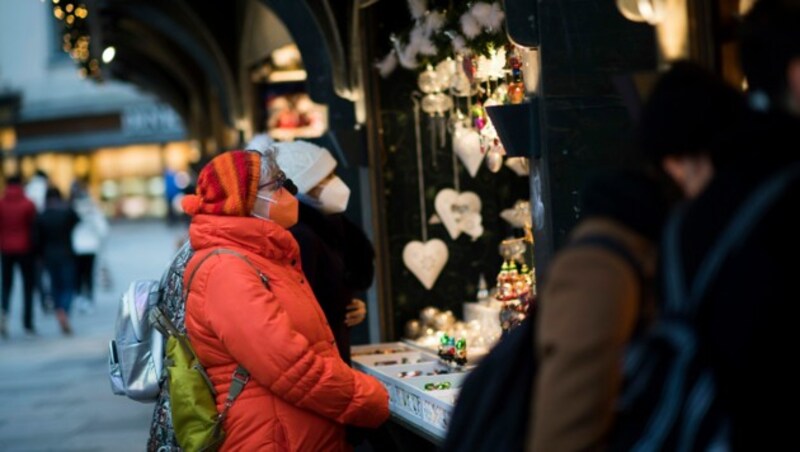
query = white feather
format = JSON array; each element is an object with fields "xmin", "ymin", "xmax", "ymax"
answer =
[
  {"xmin": 451, "ymin": 35, "xmax": 467, "ymax": 53},
  {"xmin": 409, "ymin": 24, "xmax": 427, "ymax": 48},
  {"xmin": 460, "ymin": 13, "xmax": 481, "ymax": 39},
  {"xmin": 470, "ymin": 2, "xmax": 493, "ymax": 27},
  {"xmin": 487, "ymin": 2, "xmax": 505, "ymax": 31},
  {"xmin": 407, "ymin": 0, "xmax": 428, "ymax": 20},
  {"xmin": 393, "ymin": 39, "xmax": 420, "ymax": 70},
  {"xmin": 424, "ymin": 11, "xmax": 446, "ymax": 35},
  {"xmin": 375, "ymin": 51, "xmax": 398, "ymax": 78},
  {"xmin": 419, "ymin": 37, "xmax": 438, "ymax": 56}
]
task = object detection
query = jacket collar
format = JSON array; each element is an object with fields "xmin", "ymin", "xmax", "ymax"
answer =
[{"xmin": 189, "ymin": 214, "xmax": 300, "ymax": 262}]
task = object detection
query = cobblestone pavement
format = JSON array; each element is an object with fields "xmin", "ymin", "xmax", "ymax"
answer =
[{"xmin": 0, "ymin": 221, "xmax": 188, "ymax": 451}]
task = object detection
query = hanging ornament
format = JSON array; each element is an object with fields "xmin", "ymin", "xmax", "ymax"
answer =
[
  {"xmin": 403, "ymin": 239, "xmax": 449, "ymax": 290},
  {"xmin": 505, "ymin": 157, "xmax": 530, "ymax": 176},
  {"xmin": 452, "ymin": 123, "xmax": 483, "ymax": 178},
  {"xmin": 435, "ymin": 58, "xmax": 456, "ymax": 90},
  {"xmin": 500, "ymin": 200, "xmax": 532, "ymax": 228},
  {"xmin": 421, "ymin": 93, "xmax": 453, "ymax": 115},
  {"xmin": 418, "ymin": 65, "xmax": 441, "ymax": 94},
  {"xmin": 404, "ymin": 93, "xmax": 449, "ymax": 290},
  {"xmin": 434, "ymin": 188, "xmax": 484, "ymax": 241},
  {"xmin": 485, "ymin": 148, "xmax": 504, "ymax": 173}
]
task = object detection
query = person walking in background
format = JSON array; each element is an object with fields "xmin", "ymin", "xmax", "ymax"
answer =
[
  {"xmin": 70, "ymin": 178, "xmax": 109, "ymax": 314},
  {"xmin": 24, "ymin": 169, "xmax": 53, "ymax": 313},
  {"xmin": 178, "ymin": 149, "xmax": 388, "ymax": 450},
  {"xmin": 527, "ymin": 170, "xmax": 668, "ymax": 452},
  {"xmin": 36, "ymin": 187, "xmax": 79, "ymax": 335},
  {"xmin": 0, "ymin": 176, "xmax": 38, "ymax": 338},
  {"xmin": 247, "ymin": 135, "xmax": 372, "ymax": 364}
]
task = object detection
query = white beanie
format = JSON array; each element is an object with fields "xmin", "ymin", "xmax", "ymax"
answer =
[
  {"xmin": 273, "ymin": 140, "xmax": 337, "ymax": 194},
  {"xmin": 245, "ymin": 132, "xmax": 275, "ymax": 153}
]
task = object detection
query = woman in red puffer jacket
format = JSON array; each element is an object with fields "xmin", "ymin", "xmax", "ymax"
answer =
[{"xmin": 180, "ymin": 149, "xmax": 388, "ymax": 451}]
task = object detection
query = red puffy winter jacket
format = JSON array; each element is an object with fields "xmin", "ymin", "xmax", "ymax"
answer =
[
  {"xmin": 0, "ymin": 185, "xmax": 37, "ymax": 254},
  {"xmin": 184, "ymin": 214, "xmax": 389, "ymax": 451}
]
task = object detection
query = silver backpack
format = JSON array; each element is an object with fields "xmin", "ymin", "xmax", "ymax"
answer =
[{"xmin": 108, "ymin": 279, "xmax": 164, "ymax": 402}]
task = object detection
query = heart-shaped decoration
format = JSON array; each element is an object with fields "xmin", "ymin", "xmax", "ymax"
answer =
[
  {"xmin": 435, "ymin": 189, "xmax": 483, "ymax": 240},
  {"xmin": 403, "ymin": 239, "xmax": 449, "ymax": 290},
  {"xmin": 500, "ymin": 200, "xmax": 531, "ymax": 229},
  {"xmin": 459, "ymin": 212, "xmax": 484, "ymax": 241},
  {"xmin": 452, "ymin": 126, "xmax": 483, "ymax": 178},
  {"xmin": 505, "ymin": 157, "xmax": 530, "ymax": 176}
]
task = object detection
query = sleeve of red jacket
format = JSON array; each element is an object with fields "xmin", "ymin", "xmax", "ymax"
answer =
[{"xmin": 199, "ymin": 257, "xmax": 389, "ymax": 427}]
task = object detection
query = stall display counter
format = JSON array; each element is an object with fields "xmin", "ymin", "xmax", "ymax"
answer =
[{"xmin": 351, "ymin": 342, "xmax": 473, "ymax": 443}]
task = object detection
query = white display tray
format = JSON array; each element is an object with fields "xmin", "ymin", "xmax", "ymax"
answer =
[{"xmin": 351, "ymin": 342, "xmax": 471, "ymax": 441}]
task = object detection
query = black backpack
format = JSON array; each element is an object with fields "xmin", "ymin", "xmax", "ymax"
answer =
[
  {"xmin": 611, "ymin": 163, "xmax": 800, "ymax": 451},
  {"xmin": 443, "ymin": 234, "xmax": 645, "ymax": 452}
]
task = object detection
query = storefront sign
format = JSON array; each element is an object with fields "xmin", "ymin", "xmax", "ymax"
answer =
[{"xmin": 121, "ymin": 104, "xmax": 184, "ymax": 137}]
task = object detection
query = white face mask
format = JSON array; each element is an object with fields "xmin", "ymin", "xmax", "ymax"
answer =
[{"xmin": 316, "ymin": 176, "xmax": 350, "ymax": 214}]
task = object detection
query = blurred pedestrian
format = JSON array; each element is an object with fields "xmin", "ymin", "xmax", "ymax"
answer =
[
  {"xmin": 0, "ymin": 176, "xmax": 37, "ymax": 338},
  {"xmin": 177, "ymin": 149, "xmax": 388, "ymax": 450},
  {"xmin": 36, "ymin": 187, "xmax": 79, "ymax": 335},
  {"xmin": 528, "ymin": 170, "xmax": 668, "ymax": 452},
  {"xmin": 629, "ymin": 53, "xmax": 800, "ymax": 448},
  {"xmin": 24, "ymin": 169, "xmax": 53, "ymax": 313},
  {"xmin": 70, "ymin": 178, "xmax": 109, "ymax": 314},
  {"xmin": 249, "ymin": 136, "xmax": 373, "ymax": 365}
]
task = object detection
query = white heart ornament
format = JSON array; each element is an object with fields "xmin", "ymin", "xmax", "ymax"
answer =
[
  {"xmin": 452, "ymin": 126, "xmax": 483, "ymax": 178},
  {"xmin": 500, "ymin": 200, "xmax": 531, "ymax": 228},
  {"xmin": 459, "ymin": 212, "xmax": 484, "ymax": 240},
  {"xmin": 435, "ymin": 189, "xmax": 483, "ymax": 240},
  {"xmin": 402, "ymin": 239, "xmax": 449, "ymax": 290}
]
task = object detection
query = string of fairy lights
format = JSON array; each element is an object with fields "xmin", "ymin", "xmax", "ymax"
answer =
[{"xmin": 52, "ymin": 0, "xmax": 101, "ymax": 80}]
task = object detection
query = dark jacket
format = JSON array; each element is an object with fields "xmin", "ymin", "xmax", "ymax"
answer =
[
  {"xmin": 36, "ymin": 202, "xmax": 79, "ymax": 263},
  {"xmin": 675, "ymin": 112, "xmax": 800, "ymax": 451},
  {"xmin": 0, "ymin": 185, "xmax": 37, "ymax": 254},
  {"xmin": 290, "ymin": 202, "xmax": 375, "ymax": 363}
]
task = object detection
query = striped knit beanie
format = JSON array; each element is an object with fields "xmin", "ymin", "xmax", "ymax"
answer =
[{"xmin": 181, "ymin": 150, "xmax": 261, "ymax": 217}]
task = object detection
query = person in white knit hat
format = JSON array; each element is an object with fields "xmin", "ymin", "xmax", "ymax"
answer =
[{"xmin": 245, "ymin": 135, "xmax": 371, "ymax": 365}]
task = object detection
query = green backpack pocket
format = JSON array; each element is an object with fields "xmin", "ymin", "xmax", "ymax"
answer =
[{"xmin": 166, "ymin": 335, "xmax": 225, "ymax": 452}]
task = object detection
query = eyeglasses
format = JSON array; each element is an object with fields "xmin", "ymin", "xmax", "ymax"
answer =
[{"xmin": 258, "ymin": 170, "xmax": 298, "ymax": 195}]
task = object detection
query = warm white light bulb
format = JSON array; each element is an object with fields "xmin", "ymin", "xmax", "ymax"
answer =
[{"xmin": 102, "ymin": 46, "xmax": 116, "ymax": 63}]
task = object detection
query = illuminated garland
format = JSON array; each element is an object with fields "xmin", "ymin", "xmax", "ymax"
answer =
[{"xmin": 53, "ymin": 0, "xmax": 101, "ymax": 80}]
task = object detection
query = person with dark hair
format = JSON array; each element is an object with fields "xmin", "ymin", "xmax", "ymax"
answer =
[
  {"xmin": 635, "ymin": 51, "xmax": 800, "ymax": 447},
  {"xmin": 0, "ymin": 176, "xmax": 38, "ymax": 338},
  {"xmin": 527, "ymin": 169, "xmax": 669, "ymax": 452},
  {"xmin": 35, "ymin": 187, "xmax": 79, "ymax": 335},
  {"xmin": 637, "ymin": 61, "xmax": 751, "ymax": 198}
]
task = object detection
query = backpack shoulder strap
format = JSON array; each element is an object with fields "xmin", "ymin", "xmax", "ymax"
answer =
[
  {"xmin": 182, "ymin": 248, "xmax": 266, "ymax": 419},
  {"xmin": 185, "ymin": 248, "xmax": 270, "ymax": 299},
  {"xmin": 666, "ymin": 162, "xmax": 800, "ymax": 315}
]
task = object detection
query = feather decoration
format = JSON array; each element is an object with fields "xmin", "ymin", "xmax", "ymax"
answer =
[
  {"xmin": 470, "ymin": 2, "xmax": 494, "ymax": 27},
  {"xmin": 419, "ymin": 37, "xmax": 438, "ymax": 56},
  {"xmin": 424, "ymin": 11, "xmax": 446, "ymax": 35},
  {"xmin": 460, "ymin": 13, "xmax": 481, "ymax": 39},
  {"xmin": 375, "ymin": 50, "xmax": 399, "ymax": 77},
  {"xmin": 487, "ymin": 2, "xmax": 506, "ymax": 31},
  {"xmin": 451, "ymin": 35, "xmax": 467, "ymax": 53},
  {"xmin": 407, "ymin": 0, "xmax": 428, "ymax": 20}
]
